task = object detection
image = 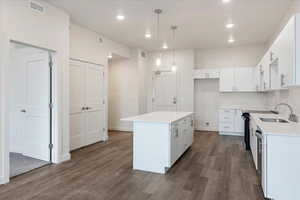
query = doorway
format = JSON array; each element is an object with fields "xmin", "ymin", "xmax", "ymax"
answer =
[
  {"xmin": 8, "ymin": 42, "xmax": 53, "ymax": 177},
  {"xmin": 152, "ymin": 71, "xmax": 178, "ymax": 111}
]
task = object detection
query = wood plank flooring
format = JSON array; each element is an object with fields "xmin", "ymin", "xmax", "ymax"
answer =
[{"xmin": 0, "ymin": 131, "xmax": 264, "ymax": 200}]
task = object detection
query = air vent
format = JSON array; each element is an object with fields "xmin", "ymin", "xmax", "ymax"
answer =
[
  {"xmin": 141, "ymin": 51, "xmax": 146, "ymax": 58},
  {"xmin": 98, "ymin": 37, "xmax": 103, "ymax": 43},
  {"xmin": 29, "ymin": 1, "xmax": 45, "ymax": 13}
]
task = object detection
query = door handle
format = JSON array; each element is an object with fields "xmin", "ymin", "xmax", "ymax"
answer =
[
  {"xmin": 20, "ymin": 109, "xmax": 26, "ymax": 113},
  {"xmin": 86, "ymin": 107, "xmax": 92, "ymax": 110}
]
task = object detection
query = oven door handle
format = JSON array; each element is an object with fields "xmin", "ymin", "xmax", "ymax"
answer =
[{"xmin": 255, "ymin": 130, "xmax": 263, "ymax": 139}]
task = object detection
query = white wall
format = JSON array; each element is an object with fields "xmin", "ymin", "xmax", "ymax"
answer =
[
  {"xmin": 108, "ymin": 49, "xmax": 148, "ymax": 131},
  {"xmin": 70, "ymin": 23, "xmax": 131, "ymax": 66},
  {"xmin": 147, "ymin": 49, "xmax": 194, "ymax": 113},
  {"xmin": 0, "ymin": 0, "xmax": 70, "ymax": 184},
  {"xmin": 195, "ymin": 44, "xmax": 266, "ymax": 68},
  {"xmin": 194, "ymin": 45, "xmax": 267, "ymax": 131}
]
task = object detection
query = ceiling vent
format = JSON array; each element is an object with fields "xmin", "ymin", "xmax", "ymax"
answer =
[
  {"xmin": 141, "ymin": 51, "xmax": 147, "ymax": 58},
  {"xmin": 98, "ymin": 37, "xmax": 103, "ymax": 43},
  {"xmin": 29, "ymin": 1, "xmax": 45, "ymax": 13}
]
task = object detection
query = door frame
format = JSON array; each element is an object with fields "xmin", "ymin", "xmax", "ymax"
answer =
[
  {"xmin": 152, "ymin": 70, "xmax": 178, "ymax": 112},
  {"xmin": 3, "ymin": 40, "xmax": 55, "ymax": 181}
]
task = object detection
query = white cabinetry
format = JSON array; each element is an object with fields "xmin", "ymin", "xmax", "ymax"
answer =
[
  {"xmin": 171, "ymin": 116, "xmax": 194, "ymax": 165},
  {"xmin": 256, "ymin": 14, "xmax": 300, "ymax": 90},
  {"xmin": 220, "ymin": 67, "xmax": 256, "ymax": 92},
  {"xmin": 69, "ymin": 59, "xmax": 107, "ymax": 151},
  {"xmin": 194, "ymin": 68, "xmax": 220, "ymax": 79},
  {"xmin": 219, "ymin": 108, "xmax": 244, "ymax": 136},
  {"xmin": 123, "ymin": 112, "xmax": 194, "ymax": 174}
]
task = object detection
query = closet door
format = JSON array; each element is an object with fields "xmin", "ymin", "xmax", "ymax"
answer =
[
  {"xmin": 69, "ymin": 60, "xmax": 85, "ymax": 150},
  {"xmin": 84, "ymin": 63, "xmax": 105, "ymax": 146}
]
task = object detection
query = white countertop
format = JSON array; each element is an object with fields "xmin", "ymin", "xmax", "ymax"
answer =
[
  {"xmin": 251, "ymin": 113, "xmax": 300, "ymax": 137},
  {"xmin": 121, "ymin": 111, "xmax": 194, "ymax": 124}
]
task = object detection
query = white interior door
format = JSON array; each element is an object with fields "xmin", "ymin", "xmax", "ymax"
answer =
[
  {"xmin": 69, "ymin": 60, "xmax": 85, "ymax": 150},
  {"xmin": 84, "ymin": 63, "xmax": 105, "ymax": 146},
  {"xmin": 153, "ymin": 72, "xmax": 177, "ymax": 111},
  {"xmin": 21, "ymin": 52, "xmax": 50, "ymax": 161}
]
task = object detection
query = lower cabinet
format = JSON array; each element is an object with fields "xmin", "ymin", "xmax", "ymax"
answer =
[
  {"xmin": 219, "ymin": 108, "xmax": 244, "ymax": 136},
  {"xmin": 250, "ymin": 117, "xmax": 300, "ymax": 200},
  {"xmin": 170, "ymin": 116, "xmax": 194, "ymax": 165}
]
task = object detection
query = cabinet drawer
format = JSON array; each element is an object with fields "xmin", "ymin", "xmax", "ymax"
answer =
[
  {"xmin": 219, "ymin": 123, "xmax": 234, "ymax": 132},
  {"xmin": 219, "ymin": 113, "xmax": 234, "ymax": 122}
]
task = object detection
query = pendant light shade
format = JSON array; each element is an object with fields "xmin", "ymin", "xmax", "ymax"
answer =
[{"xmin": 171, "ymin": 25, "xmax": 178, "ymax": 72}]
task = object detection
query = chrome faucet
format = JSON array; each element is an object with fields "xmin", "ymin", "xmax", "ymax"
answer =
[{"xmin": 274, "ymin": 103, "xmax": 298, "ymax": 122}]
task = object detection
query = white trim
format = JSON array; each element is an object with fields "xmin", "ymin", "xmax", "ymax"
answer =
[
  {"xmin": 219, "ymin": 131, "xmax": 244, "ymax": 136},
  {"xmin": 54, "ymin": 153, "xmax": 71, "ymax": 164}
]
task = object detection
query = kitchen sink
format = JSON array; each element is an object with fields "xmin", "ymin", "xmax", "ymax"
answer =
[{"xmin": 260, "ymin": 118, "xmax": 289, "ymax": 123}]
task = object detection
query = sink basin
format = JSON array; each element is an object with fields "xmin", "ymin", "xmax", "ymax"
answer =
[{"xmin": 260, "ymin": 118, "xmax": 289, "ymax": 123}]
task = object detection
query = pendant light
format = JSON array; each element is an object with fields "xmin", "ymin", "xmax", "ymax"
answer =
[
  {"xmin": 154, "ymin": 9, "xmax": 163, "ymax": 67},
  {"xmin": 171, "ymin": 26, "xmax": 178, "ymax": 72}
]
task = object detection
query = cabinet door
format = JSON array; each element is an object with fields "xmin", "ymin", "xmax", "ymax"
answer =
[
  {"xmin": 170, "ymin": 124, "xmax": 178, "ymax": 165},
  {"xmin": 278, "ymin": 16, "xmax": 295, "ymax": 87},
  {"xmin": 85, "ymin": 63, "xmax": 105, "ymax": 146},
  {"xmin": 234, "ymin": 67, "xmax": 256, "ymax": 92},
  {"xmin": 220, "ymin": 68, "xmax": 235, "ymax": 92},
  {"xmin": 234, "ymin": 109, "xmax": 244, "ymax": 133},
  {"xmin": 70, "ymin": 60, "xmax": 85, "ymax": 150},
  {"xmin": 261, "ymin": 53, "xmax": 271, "ymax": 90}
]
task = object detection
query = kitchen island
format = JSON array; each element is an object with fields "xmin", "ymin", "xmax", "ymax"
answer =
[{"xmin": 122, "ymin": 111, "xmax": 194, "ymax": 174}]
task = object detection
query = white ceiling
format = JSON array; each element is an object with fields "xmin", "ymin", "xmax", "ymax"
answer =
[{"xmin": 47, "ymin": 0, "xmax": 293, "ymax": 51}]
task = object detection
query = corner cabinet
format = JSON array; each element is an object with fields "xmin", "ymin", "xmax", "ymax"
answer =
[
  {"xmin": 219, "ymin": 108, "xmax": 244, "ymax": 136},
  {"xmin": 69, "ymin": 59, "xmax": 107, "ymax": 151}
]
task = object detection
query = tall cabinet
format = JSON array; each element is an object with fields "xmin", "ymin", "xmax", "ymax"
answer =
[{"xmin": 69, "ymin": 59, "xmax": 107, "ymax": 151}]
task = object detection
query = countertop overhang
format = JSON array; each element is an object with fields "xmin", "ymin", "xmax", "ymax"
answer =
[{"xmin": 121, "ymin": 111, "xmax": 194, "ymax": 124}]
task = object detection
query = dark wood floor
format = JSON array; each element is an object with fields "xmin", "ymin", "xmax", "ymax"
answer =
[{"xmin": 0, "ymin": 131, "xmax": 264, "ymax": 200}]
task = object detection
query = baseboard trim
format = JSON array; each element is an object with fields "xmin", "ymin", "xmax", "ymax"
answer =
[
  {"xmin": 219, "ymin": 132, "xmax": 244, "ymax": 136},
  {"xmin": 54, "ymin": 153, "xmax": 71, "ymax": 164},
  {"xmin": 0, "ymin": 176, "xmax": 8, "ymax": 185}
]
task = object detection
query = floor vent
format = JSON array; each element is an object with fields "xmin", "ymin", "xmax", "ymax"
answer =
[{"xmin": 29, "ymin": 1, "xmax": 45, "ymax": 13}]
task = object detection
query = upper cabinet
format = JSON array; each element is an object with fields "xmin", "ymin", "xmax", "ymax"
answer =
[
  {"xmin": 257, "ymin": 14, "xmax": 300, "ymax": 91},
  {"xmin": 220, "ymin": 67, "xmax": 256, "ymax": 92},
  {"xmin": 194, "ymin": 68, "xmax": 220, "ymax": 79}
]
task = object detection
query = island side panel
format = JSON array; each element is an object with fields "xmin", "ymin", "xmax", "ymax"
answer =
[{"xmin": 133, "ymin": 122, "xmax": 170, "ymax": 174}]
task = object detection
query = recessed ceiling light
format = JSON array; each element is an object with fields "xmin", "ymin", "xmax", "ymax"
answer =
[
  {"xmin": 162, "ymin": 43, "xmax": 168, "ymax": 49},
  {"xmin": 228, "ymin": 38, "xmax": 235, "ymax": 43},
  {"xmin": 222, "ymin": 0, "xmax": 231, "ymax": 3},
  {"xmin": 226, "ymin": 23, "xmax": 235, "ymax": 29},
  {"xmin": 145, "ymin": 33, "xmax": 152, "ymax": 39},
  {"xmin": 116, "ymin": 14, "xmax": 125, "ymax": 21}
]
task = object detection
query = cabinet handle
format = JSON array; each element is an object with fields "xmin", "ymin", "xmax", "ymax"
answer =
[
  {"xmin": 173, "ymin": 97, "xmax": 177, "ymax": 104},
  {"xmin": 20, "ymin": 109, "xmax": 26, "ymax": 113}
]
